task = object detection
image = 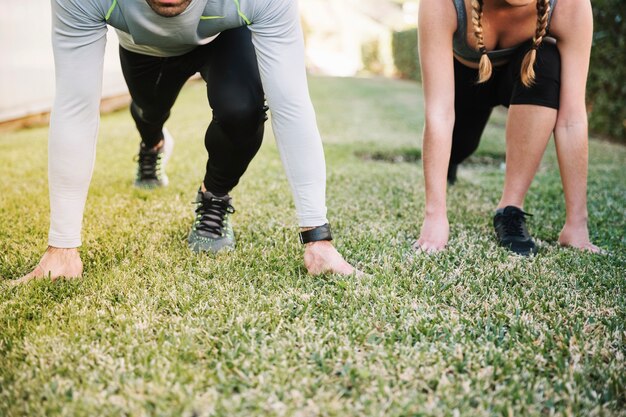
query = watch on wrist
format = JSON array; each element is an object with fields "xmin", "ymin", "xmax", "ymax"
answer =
[{"xmin": 299, "ymin": 223, "xmax": 333, "ymax": 244}]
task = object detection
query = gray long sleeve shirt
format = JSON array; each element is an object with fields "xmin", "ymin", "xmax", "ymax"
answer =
[{"xmin": 49, "ymin": 0, "xmax": 328, "ymax": 247}]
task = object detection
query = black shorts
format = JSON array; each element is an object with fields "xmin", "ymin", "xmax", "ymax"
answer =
[{"xmin": 450, "ymin": 41, "xmax": 561, "ymax": 165}]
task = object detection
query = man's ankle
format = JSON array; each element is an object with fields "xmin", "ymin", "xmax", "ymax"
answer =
[
  {"xmin": 200, "ymin": 183, "xmax": 228, "ymax": 197},
  {"xmin": 142, "ymin": 139, "xmax": 164, "ymax": 152}
]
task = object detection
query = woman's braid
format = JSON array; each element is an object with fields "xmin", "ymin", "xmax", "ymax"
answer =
[
  {"xmin": 471, "ymin": 0, "xmax": 493, "ymax": 83},
  {"xmin": 520, "ymin": 0, "xmax": 551, "ymax": 86}
]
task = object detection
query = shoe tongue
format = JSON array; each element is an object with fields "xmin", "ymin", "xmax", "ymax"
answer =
[
  {"xmin": 140, "ymin": 143, "xmax": 159, "ymax": 155},
  {"xmin": 199, "ymin": 190, "xmax": 231, "ymax": 203}
]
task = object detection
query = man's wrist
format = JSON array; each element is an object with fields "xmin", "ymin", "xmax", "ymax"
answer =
[
  {"xmin": 299, "ymin": 223, "xmax": 333, "ymax": 244},
  {"xmin": 47, "ymin": 246, "xmax": 80, "ymax": 252}
]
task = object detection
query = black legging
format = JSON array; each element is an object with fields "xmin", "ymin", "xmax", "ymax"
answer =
[
  {"xmin": 119, "ymin": 26, "xmax": 266, "ymax": 194},
  {"xmin": 450, "ymin": 41, "xmax": 561, "ymax": 179}
]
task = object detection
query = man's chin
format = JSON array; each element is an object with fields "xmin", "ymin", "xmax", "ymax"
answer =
[
  {"xmin": 145, "ymin": 0, "xmax": 192, "ymax": 17},
  {"xmin": 153, "ymin": 8, "xmax": 184, "ymax": 17}
]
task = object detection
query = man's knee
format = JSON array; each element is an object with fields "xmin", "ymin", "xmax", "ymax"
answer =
[{"xmin": 214, "ymin": 101, "xmax": 268, "ymax": 138}]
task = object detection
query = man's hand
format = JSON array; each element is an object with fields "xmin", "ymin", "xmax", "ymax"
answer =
[
  {"xmin": 14, "ymin": 246, "xmax": 83, "ymax": 284},
  {"xmin": 558, "ymin": 222, "xmax": 602, "ymax": 253},
  {"xmin": 415, "ymin": 213, "xmax": 449, "ymax": 253},
  {"xmin": 303, "ymin": 240, "xmax": 357, "ymax": 275}
]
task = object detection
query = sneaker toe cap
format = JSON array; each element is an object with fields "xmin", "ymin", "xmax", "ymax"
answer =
[{"xmin": 503, "ymin": 239, "xmax": 537, "ymax": 256}]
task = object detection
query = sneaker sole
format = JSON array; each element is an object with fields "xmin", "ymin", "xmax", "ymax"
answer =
[
  {"xmin": 500, "ymin": 243, "xmax": 538, "ymax": 257},
  {"xmin": 188, "ymin": 237, "xmax": 236, "ymax": 253}
]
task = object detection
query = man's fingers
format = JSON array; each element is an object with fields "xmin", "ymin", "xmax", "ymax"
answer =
[
  {"xmin": 12, "ymin": 272, "xmax": 38, "ymax": 286},
  {"xmin": 335, "ymin": 260, "xmax": 356, "ymax": 275},
  {"xmin": 12, "ymin": 264, "xmax": 45, "ymax": 285}
]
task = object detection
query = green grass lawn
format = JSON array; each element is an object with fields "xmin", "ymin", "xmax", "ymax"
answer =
[{"xmin": 0, "ymin": 76, "xmax": 624, "ymax": 416}]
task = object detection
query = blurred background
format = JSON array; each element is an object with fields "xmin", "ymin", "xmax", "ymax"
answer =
[
  {"xmin": 0, "ymin": 0, "xmax": 417, "ymax": 123},
  {"xmin": 0, "ymin": 0, "xmax": 623, "ymax": 142}
]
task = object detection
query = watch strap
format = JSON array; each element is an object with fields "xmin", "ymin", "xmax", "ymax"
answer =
[{"xmin": 299, "ymin": 223, "xmax": 333, "ymax": 244}]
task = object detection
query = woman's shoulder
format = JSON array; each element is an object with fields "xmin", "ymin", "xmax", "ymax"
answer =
[
  {"xmin": 420, "ymin": 0, "xmax": 457, "ymax": 16},
  {"xmin": 419, "ymin": 0, "xmax": 457, "ymax": 31},
  {"xmin": 549, "ymin": 0, "xmax": 592, "ymax": 41}
]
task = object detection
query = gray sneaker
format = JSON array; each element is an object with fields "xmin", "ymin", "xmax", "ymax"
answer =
[
  {"xmin": 134, "ymin": 128, "xmax": 174, "ymax": 188},
  {"xmin": 188, "ymin": 190, "xmax": 236, "ymax": 253}
]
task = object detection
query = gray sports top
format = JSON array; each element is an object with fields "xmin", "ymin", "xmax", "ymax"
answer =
[
  {"xmin": 48, "ymin": 0, "xmax": 328, "ymax": 247},
  {"xmin": 452, "ymin": 0, "xmax": 557, "ymax": 63}
]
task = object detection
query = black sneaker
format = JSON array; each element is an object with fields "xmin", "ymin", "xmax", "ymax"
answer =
[
  {"xmin": 493, "ymin": 206, "xmax": 537, "ymax": 256},
  {"xmin": 188, "ymin": 190, "xmax": 236, "ymax": 253},
  {"xmin": 134, "ymin": 128, "xmax": 174, "ymax": 188}
]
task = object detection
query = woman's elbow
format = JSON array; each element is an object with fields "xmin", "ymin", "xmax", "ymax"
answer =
[
  {"xmin": 555, "ymin": 114, "xmax": 588, "ymax": 135},
  {"xmin": 424, "ymin": 110, "xmax": 455, "ymax": 133}
]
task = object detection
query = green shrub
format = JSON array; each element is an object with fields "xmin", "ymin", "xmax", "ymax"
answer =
[
  {"xmin": 587, "ymin": 1, "xmax": 626, "ymax": 143},
  {"xmin": 361, "ymin": 39, "xmax": 384, "ymax": 75},
  {"xmin": 392, "ymin": 28, "xmax": 420, "ymax": 82}
]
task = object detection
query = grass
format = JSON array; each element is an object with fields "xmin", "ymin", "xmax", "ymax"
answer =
[{"xmin": 0, "ymin": 75, "xmax": 625, "ymax": 416}]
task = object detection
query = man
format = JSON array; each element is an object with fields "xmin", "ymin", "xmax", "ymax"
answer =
[{"xmin": 19, "ymin": 0, "xmax": 355, "ymax": 281}]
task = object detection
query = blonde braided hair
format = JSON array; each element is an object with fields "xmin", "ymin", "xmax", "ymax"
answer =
[
  {"xmin": 471, "ymin": 0, "xmax": 492, "ymax": 83},
  {"xmin": 520, "ymin": 0, "xmax": 551, "ymax": 86},
  {"xmin": 471, "ymin": 0, "xmax": 551, "ymax": 86}
]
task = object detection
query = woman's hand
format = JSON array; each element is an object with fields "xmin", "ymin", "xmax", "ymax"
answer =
[
  {"xmin": 559, "ymin": 221, "xmax": 602, "ymax": 253},
  {"xmin": 415, "ymin": 213, "xmax": 450, "ymax": 253}
]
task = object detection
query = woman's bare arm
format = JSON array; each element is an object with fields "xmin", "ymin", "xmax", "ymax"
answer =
[
  {"xmin": 550, "ymin": 0, "xmax": 600, "ymax": 251},
  {"xmin": 416, "ymin": 0, "xmax": 458, "ymax": 251}
]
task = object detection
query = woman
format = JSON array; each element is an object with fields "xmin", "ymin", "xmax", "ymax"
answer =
[
  {"xmin": 416, "ymin": 0, "xmax": 600, "ymax": 255},
  {"xmin": 17, "ymin": 0, "xmax": 356, "ymax": 282}
]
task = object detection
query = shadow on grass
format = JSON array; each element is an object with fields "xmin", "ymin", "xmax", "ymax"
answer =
[
  {"xmin": 355, "ymin": 147, "xmax": 505, "ymax": 167},
  {"xmin": 355, "ymin": 147, "xmax": 422, "ymax": 164}
]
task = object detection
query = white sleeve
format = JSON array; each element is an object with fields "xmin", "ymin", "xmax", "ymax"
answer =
[
  {"xmin": 48, "ymin": 0, "xmax": 107, "ymax": 247},
  {"xmin": 247, "ymin": 0, "xmax": 328, "ymax": 227}
]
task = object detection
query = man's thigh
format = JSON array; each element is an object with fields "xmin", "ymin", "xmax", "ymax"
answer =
[
  {"xmin": 119, "ymin": 47, "xmax": 198, "ymax": 120},
  {"xmin": 200, "ymin": 27, "xmax": 264, "ymax": 117}
]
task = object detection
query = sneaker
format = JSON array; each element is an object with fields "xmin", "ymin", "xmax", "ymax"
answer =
[
  {"xmin": 134, "ymin": 128, "xmax": 174, "ymax": 188},
  {"xmin": 188, "ymin": 190, "xmax": 236, "ymax": 253},
  {"xmin": 493, "ymin": 206, "xmax": 537, "ymax": 256}
]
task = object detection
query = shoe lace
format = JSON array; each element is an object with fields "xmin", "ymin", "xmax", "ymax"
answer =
[
  {"xmin": 501, "ymin": 210, "xmax": 533, "ymax": 237},
  {"xmin": 193, "ymin": 196, "xmax": 235, "ymax": 236},
  {"xmin": 134, "ymin": 148, "xmax": 163, "ymax": 180}
]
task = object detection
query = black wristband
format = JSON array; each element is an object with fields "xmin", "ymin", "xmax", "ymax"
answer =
[{"xmin": 299, "ymin": 223, "xmax": 333, "ymax": 244}]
